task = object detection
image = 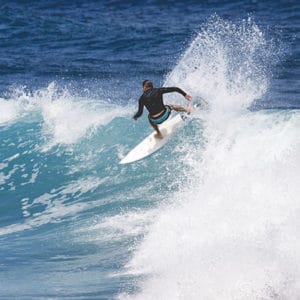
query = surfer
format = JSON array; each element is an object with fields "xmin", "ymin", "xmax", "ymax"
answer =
[{"xmin": 133, "ymin": 80, "xmax": 192, "ymax": 139}]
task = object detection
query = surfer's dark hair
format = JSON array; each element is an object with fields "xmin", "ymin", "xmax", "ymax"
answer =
[{"xmin": 142, "ymin": 80, "xmax": 153, "ymax": 89}]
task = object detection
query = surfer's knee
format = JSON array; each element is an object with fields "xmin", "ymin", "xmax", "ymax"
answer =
[{"xmin": 169, "ymin": 105, "xmax": 186, "ymax": 112}]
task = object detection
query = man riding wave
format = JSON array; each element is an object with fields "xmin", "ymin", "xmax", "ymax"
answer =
[{"xmin": 133, "ymin": 80, "xmax": 192, "ymax": 139}]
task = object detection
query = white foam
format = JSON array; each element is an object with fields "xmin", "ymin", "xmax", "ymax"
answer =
[
  {"xmin": 0, "ymin": 82, "xmax": 131, "ymax": 150},
  {"xmin": 0, "ymin": 98, "xmax": 19, "ymax": 125},
  {"xmin": 77, "ymin": 210, "xmax": 157, "ymax": 244},
  {"xmin": 121, "ymin": 112, "xmax": 300, "ymax": 300},
  {"xmin": 165, "ymin": 16, "xmax": 275, "ymax": 115},
  {"xmin": 119, "ymin": 17, "xmax": 300, "ymax": 299},
  {"xmin": 40, "ymin": 85, "xmax": 126, "ymax": 149},
  {"xmin": 0, "ymin": 176, "xmax": 105, "ymax": 236},
  {"xmin": 0, "ymin": 86, "xmax": 40, "ymax": 126},
  {"xmin": 0, "ymin": 162, "xmax": 20, "ymax": 186}
]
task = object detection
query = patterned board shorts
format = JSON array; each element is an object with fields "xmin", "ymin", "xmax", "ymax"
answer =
[{"xmin": 148, "ymin": 105, "xmax": 171, "ymax": 125}]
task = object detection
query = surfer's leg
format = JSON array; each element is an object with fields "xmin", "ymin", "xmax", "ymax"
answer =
[
  {"xmin": 148, "ymin": 119, "xmax": 163, "ymax": 139},
  {"xmin": 169, "ymin": 104, "xmax": 191, "ymax": 113}
]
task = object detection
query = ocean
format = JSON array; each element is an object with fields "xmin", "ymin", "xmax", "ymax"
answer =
[{"xmin": 0, "ymin": 1, "xmax": 299, "ymax": 299}]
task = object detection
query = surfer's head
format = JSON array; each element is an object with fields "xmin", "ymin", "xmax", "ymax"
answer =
[{"xmin": 142, "ymin": 80, "xmax": 153, "ymax": 91}]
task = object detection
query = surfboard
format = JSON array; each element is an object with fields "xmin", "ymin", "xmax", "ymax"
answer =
[
  {"xmin": 119, "ymin": 99, "xmax": 206, "ymax": 165},
  {"xmin": 119, "ymin": 113, "xmax": 184, "ymax": 164}
]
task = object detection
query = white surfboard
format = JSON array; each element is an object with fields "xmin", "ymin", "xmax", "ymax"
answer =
[{"xmin": 120, "ymin": 113, "xmax": 184, "ymax": 164}]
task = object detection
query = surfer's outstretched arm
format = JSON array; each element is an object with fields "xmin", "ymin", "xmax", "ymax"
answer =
[
  {"xmin": 159, "ymin": 87, "xmax": 192, "ymax": 101},
  {"xmin": 158, "ymin": 87, "xmax": 192, "ymax": 113}
]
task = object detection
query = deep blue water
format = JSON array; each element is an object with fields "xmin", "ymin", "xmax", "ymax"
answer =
[{"xmin": 0, "ymin": 1, "xmax": 299, "ymax": 299}]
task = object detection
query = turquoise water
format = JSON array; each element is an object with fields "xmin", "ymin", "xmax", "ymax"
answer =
[{"xmin": 0, "ymin": 1, "xmax": 299, "ymax": 299}]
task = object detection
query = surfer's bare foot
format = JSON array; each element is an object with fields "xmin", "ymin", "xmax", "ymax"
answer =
[
  {"xmin": 186, "ymin": 105, "xmax": 193, "ymax": 114},
  {"xmin": 154, "ymin": 133, "xmax": 163, "ymax": 139}
]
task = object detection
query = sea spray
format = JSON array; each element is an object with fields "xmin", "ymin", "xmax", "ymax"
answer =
[
  {"xmin": 119, "ymin": 17, "xmax": 300, "ymax": 299},
  {"xmin": 0, "ymin": 82, "xmax": 130, "ymax": 150},
  {"xmin": 121, "ymin": 110, "xmax": 300, "ymax": 300},
  {"xmin": 165, "ymin": 16, "xmax": 278, "ymax": 113}
]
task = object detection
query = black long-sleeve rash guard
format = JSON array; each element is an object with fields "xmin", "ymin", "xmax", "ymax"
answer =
[{"xmin": 133, "ymin": 87, "xmax": 187, "ymax": 118}]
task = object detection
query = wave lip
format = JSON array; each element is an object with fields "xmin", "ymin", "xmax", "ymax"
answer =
[
  {"xmin": 119, "ymin": 16, "xmax": 300, "ymax": 300},
  {"xmin": 0, "ymin": 82, "xmax": 130, "ymax": 150},
  {"xmin": 120, "ymin": 110, "xmax": 300, "ymax": 300},
  {"xmin": 165, "ymin": 16, "xmax": 279, "ymax": 114}
]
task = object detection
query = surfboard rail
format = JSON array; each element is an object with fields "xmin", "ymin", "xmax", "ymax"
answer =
[
  {"xmin": 120, "ymin": 101, "xmax": 205, "ymax": 164},
  {"xmin": 119, "ymin": 114, "xmax": 183, "ymax": 164}
]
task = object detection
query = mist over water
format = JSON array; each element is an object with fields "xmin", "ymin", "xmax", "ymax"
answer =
[
  {"xmin": 0, "ymin": 1, "xmax": 299, "ymax": 299},
  {"xmin": 118, "ymin": 17, "xmax": 300, "ymax": 300},
  {"xmin": 121, "ymin": 111, "xmax": 300, "ymax": 299},
  {"xmin": 0, "ymin": 82, "xmax": 130, "ymax": 150}
]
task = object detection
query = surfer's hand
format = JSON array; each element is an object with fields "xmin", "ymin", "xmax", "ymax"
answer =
[
  {"xmin": 133, "ymin": 116, "xmax": 138, "ymax": 121},
  {"xmin": 185, "ymin": 94, "xmax": 192, "ymax": 101}
]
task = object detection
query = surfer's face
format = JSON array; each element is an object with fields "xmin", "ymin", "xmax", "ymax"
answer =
[
  {"xmin": 142, "ymin": 85, "xmax": 151, "ymax": 92},
  {"xmin": 142, "ymin": 80, "xmax": 153, "ymax": 92}
]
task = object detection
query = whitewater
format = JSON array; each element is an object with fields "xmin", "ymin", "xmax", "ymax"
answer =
[
  {"xmin": 116, "ymin": 17, "xmax": 300, "ymax": 300},
  {"xmin": 0, "ymin": 12, "xmax": 299, "ymax": 300}
]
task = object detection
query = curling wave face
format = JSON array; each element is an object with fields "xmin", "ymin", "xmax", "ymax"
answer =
[
  {"xmin": 118, "ymin": 17, "xmax": 300, "ymax": 300},
  {"xmin": 0, "ymin": 8, "xmax": 299, "ymax": 299}
]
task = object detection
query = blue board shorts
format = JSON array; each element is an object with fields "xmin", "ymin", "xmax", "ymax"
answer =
[{"xmin": 148, "ymin": 105, "xmax": 171, "ymax": 125}]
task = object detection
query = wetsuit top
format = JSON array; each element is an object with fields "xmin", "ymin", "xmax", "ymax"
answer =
[{"xmin": 134, "ymin": 87, "xmax": 187, "ymax": 118}]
